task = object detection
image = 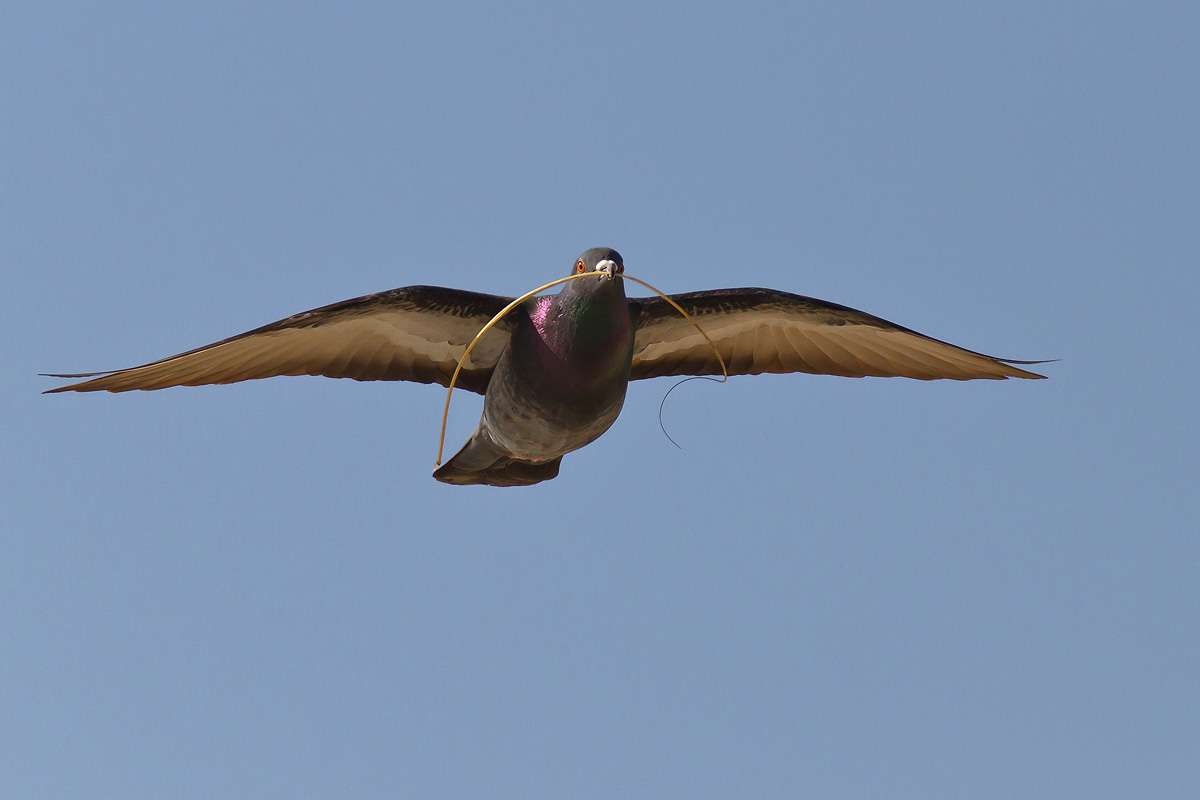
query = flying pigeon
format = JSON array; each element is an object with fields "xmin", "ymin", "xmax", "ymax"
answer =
[{"xmin": 45, "ymin": 247, "xmax": 1046, "ymax": 486}]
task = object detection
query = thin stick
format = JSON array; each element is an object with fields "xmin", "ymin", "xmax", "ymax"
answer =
[{"xmin": 435, "ymin": 271, "xmax": 729, "ymax": 466}]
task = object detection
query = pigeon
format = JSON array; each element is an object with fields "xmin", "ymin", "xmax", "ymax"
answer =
[{"xmin": 45, "ymin": 247, "xmax": 1047, "ymax": 486}]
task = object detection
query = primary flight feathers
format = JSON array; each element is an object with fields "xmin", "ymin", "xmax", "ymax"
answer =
[
  {"xmin": 629, "ymin": 289, "xmax": 1045, "ymax": 381},
  {"xmin": 44, "ymin": 287, "xmax": 514, "ymax": 395}
]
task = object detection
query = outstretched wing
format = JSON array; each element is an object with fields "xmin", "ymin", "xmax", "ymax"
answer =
[
  {"xmin": 45, "ymin": 286, "xmax": 513, "ymax": 395},
  {"xmin": 629, "ymin": 289, "xmax": 1047, "ymax": 381}
]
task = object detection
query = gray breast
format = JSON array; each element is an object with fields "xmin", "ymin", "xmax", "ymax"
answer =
[{"xmin": 480, "ymin": 289, "xmax": 634, "ymax": 460}]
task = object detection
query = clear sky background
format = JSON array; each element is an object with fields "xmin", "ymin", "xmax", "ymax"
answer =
[{"xmin": 3, "ymin": 2, "xmax": 1197, "ymax": 797}]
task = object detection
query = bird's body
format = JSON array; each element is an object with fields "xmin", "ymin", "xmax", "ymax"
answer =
[
  {"xmin": 45, "ymin": 247, "xmax": 1047, "ymax": 486},
  {"xmin": 435, "ymin": 249, "xmax": 635, "ymax": 485}
]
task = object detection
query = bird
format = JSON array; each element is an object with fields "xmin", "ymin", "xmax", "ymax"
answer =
[{"xmin": 44, "ymin": 247, "xmax": 1047, "ymax": 486}]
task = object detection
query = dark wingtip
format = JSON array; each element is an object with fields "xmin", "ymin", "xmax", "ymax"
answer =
[
  {"xmin": 41, "ymin": 371, "xmax": 114, "ymax": 378},
  {"xmin": 997, "ymin": 357, "xmax": 1056, "ymax": 380},
  {"xmin": 41, "ymin": 369, "xmax": 127, "ymax": 393},
  {"xmin": 41, "ymin": 375, "xmax": 75, "ymax": 394}
]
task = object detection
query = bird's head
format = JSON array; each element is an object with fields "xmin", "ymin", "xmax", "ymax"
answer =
[{"xmin": 570, "ymin": 247, "xmax": 624, "ymax": 282}]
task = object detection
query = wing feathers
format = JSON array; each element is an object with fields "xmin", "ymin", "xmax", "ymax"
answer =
[
  {"xmin": 44, "ymin": 286, "xmax": 513, "ymax": 395},
  {"xmin": 630, "ymin": 288, "xmax": 1046, "ymax": 382},
  {"xmin": 47, "ymin": 283, "xmax": 1046, "ymax": 395}
]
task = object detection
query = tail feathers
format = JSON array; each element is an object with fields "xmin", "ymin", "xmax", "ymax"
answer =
[{"xmin": 433, "ymin": 432, "xmax": 563, "ymax": 487}]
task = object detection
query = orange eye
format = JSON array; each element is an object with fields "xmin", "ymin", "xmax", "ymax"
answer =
[{"xmin": 575, "ymin": 260, "xmax": 586, "ymax": 273}]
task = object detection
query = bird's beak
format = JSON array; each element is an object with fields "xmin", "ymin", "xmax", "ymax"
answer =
[{"xmin": 595, "ymin": 260, "xmax": 618, "ymax": 281}]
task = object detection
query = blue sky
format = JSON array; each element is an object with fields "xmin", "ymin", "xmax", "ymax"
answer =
[{"xmin": 3, "ymin": 2, "xmax": 1197, "ymax": 797}]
